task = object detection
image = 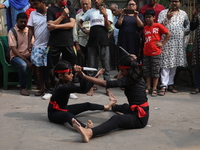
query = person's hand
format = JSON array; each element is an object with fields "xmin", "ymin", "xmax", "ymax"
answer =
[
  {"xmin": 167, "ymin": 9, "xmax": 174, "ymax": 20},
  {"xmin": 95, "ymin": 68, "xmax": 105, "ymax": 78},
  {"xmin": 62, "ymin": 7, "xmax": 69, "ymax": 17},
  {"xmin": 0, "ymin": 4, "xmax": 6, "ymax": 9},
  {"xmin": 192, "ymin": 8, "xmax": 198, "ymax": 16},
  {"xmin": 120, "ymin": 9, "xmax": 126, "ymax": 17},
  {"xmin": 73, "ymin": 64, "xmax": 85, "ymax": 76},
  {"xmin": 75, "ymin": 43, "xmax": 81, "ymax": 54},
  {"xmin": 133, "ymin": 10, "xmax": 139, "ymax": 18},
  {"xmin": 47, "ymin": 23, "xmax": 57, "ymax": 31},
  {"xmin": 156, "ymin": 42, "xmax": 163, "ymax": 47},
  {"xmin": 130, "ymin": 54, "xmax": 137, "ymax": 60},
  {"xmin": 99, "ymin": 5, "xmax": 107, "ymax": 16}
]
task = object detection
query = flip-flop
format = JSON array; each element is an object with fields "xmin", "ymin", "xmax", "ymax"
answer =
[{"xmin": 190, "ymin": 88, "xmax": 199, "ymax": 94}]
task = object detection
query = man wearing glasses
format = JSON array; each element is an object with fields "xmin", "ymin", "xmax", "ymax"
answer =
[{"xmin": 157, "ymin": 0, "xmax": 190, "ymax": 96}]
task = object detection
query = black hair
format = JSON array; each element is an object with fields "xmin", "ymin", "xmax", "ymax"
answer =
[
  {"xmin": 144, "ymin": 9, "xmax": 155, "ymax": 17},
  {"xmin": 16, "ymin": 12, "xmax": 28, "ymax": 20},
  {"xmin": 169, "ymin": 0, "xmax": 181, "ymax": 2},
  {"xmin": 118, "ymin": 55, "xmax": 142, "ymax": 82},
  {"xmin": 32, "ymin": 0, "xmax": 47, "ymax": 4},
  {"xmin": 125, "ymin": 0, "xmax": 137, "ymax": 7},
  {"xmin": 53, "ymin": 60, "xmax": 72, "ymax": 78}
]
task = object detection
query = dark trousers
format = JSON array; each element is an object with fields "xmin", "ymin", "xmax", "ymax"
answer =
[
  {"xmin": 48, "ymin": 102, "xmax": 104, "ymax": 127},
  {"xmin": 92, "ymin": 103, "xmax": 149, "ymax": 137}
]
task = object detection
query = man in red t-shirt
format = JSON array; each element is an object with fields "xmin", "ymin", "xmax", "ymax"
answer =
[
  {"xmin": 140, "ymin": 0, "xmax": 165, "ymax": 22},
  {"xmin": 143, "ymin": 9, "xmax": 170, "ymax": 97}
]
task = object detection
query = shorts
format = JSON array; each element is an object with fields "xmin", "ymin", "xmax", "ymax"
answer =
[
  {"xmin": 31, "ymin": 47, "xmax": 47, "ymax": 67},
  {"xmin": 143, "ymin": 55, "xmax": 160, "ymax": 78}
]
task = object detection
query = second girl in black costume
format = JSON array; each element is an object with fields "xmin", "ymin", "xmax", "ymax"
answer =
[{"xmin": 72, "ymin": 55, "xmax": 149, "ymax": 142}]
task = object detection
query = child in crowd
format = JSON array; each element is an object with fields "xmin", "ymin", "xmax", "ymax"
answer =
[
  {"xmin": 143, "ymin": 9, "xmax": 171, "ymax": 97},
  {"xmin": 72, "ymin": 55, "xmax": 149, "ymax": 143},
  {"xmin": 47, "ymin": 61, "xmax": 116, "ymax": 128}
]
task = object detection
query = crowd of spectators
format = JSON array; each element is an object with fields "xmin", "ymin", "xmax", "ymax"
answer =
[{"xmin": 0, "ymin": 0, "xmax": 200, "ymax": 98}]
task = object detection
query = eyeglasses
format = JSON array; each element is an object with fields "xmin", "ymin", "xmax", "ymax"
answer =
[
  {"xmin": 128, "ymin": 3, "xmax": 136, "ymax": 6},
  {"xmin": 170, "ymin": 1, "xmax": 180, "ymax": 3}
]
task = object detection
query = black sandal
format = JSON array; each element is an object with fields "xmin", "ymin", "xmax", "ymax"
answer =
[
  {"xmin": 168, "ymin": 85, "xmax": 177, "ymax": 93},
  {"xmin": 190, "ymin": 88, "xmax": 200, "ymax": 94},
  {"xmin": 158, "ymin": 88, "xmax": 166, "ymax": 96},
  {"xmin": 151, "ymin": 89, "xmax": 157, "ymax": 97}
]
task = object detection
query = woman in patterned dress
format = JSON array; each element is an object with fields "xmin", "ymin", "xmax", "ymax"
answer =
[
  {"xmin": 190, "ymin": 9, "xmax": 200, "ymax": 94},
  {"xmin": 157, "ymin": 0, "xmax": 190, "ymax": 95}
]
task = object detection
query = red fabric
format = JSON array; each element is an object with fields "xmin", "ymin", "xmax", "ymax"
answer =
[
  {"xmin": 139, "ymin": 4, "xmax": 165, "ymax": 23},
  {"xmin": 130, "ymin": 102, "xmax": 148, "ymax": 118},
  {"xmin": 143, "ymin": 23, "xmax": 169, "ymax": 56},
  {"xmin": 118, "ymin": 66, "xmax": 131, "ymax": 69},
  {"xmin": 50, "ymin": 101, "xmax": 68, "ymax": 112},
  {"xmin": 25, "ymin": 7, "xmax": 35, "ymax": 20},
  {"xmin": 54, "ymin": 69, "xmax": 72, "ymax": 73}
]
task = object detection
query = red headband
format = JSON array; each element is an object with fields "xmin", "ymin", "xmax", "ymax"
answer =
[
  {"xmin": 54, "ymin": 69, "xmax": 72, "ymax": 73},
  {"xmin": 118, "ymin": 66, "xmax": 131, "ymax": 69}
]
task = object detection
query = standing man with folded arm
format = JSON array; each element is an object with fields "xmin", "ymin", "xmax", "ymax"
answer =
[{"xmin": 43, "ymin": 0, "xmax": 77, "ymax": 100}]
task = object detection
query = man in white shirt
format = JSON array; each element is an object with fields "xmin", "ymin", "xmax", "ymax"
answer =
[
  {"xmin": 28, "ymin": 0, "xmax": 50, "ymax": 96},
  {"xmin": 79, "ymin": 0, "xmax": 113, "ymax": 96}
]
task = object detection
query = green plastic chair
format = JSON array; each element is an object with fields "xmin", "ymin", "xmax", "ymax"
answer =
[{"xmin": 0, "ymin": 37, "xmax": 32, "ymax": 90}]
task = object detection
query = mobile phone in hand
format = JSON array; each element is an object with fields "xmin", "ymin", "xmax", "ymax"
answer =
[{"xmin": 124, "ymin": 9, "xmax": 135, "ymax": 14}]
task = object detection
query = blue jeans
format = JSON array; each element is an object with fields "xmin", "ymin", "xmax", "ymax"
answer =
[
  {"xmin": 10, "ymin": 57, "xmax": 29, "ymax": 89},
  {"xmin": 194, "ymin": 66, "xmax": 200, "ymax": 89}
]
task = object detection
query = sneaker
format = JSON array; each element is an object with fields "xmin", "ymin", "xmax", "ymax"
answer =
[
  {"xmin": 42, "ymin": 93, "xmax": 52, "ymax": 100},
  {"xmin": 69, "ymin": 93, "xmax": 78, "ymax": 99}
]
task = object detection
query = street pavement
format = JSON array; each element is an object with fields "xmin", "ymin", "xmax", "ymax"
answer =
[{"xmin": 0, "ymin": 70, "xmax": 200, "ymax": 150}]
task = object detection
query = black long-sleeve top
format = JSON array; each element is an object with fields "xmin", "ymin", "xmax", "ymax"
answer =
[
  {"xmin": 48, "ymin": 79, "xmax": 94, "ymax": 112},
  {"xmin": 106, "ymin": 77, "xmax": 147, "ymax": 106}
]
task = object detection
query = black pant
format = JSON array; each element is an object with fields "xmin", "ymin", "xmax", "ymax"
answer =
[
  {"xmin": 48, "ymin": 102, "xmax": 104, "ymax": 127},
  {"xmin": 46, "ymin": 46, "xmax": 77, "ymax": 90},
  {"xmin": 92, "ymin": 103, "xmax": 149, "ymax": 137}
]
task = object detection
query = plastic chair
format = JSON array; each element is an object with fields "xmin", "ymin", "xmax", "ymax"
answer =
[{"xmin": 0, "ymin": 39, "xmax": 32, "ymax": 90}]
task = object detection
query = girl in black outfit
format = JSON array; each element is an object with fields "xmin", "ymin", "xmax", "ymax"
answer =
[
  {"xmin": 48, "ymin": 61, "xmax": 116, "ymax": 128},
  {"xmin": 72, "ymin": 55, "xmax": 149, "ymax": 142}
]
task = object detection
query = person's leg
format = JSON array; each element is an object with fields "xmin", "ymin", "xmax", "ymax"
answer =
[
  {"xmin": 62, "ymin": 46, "xmax": 77, "ymax": 66},
  {"xmin": 99, "ymin": 46, "xmax": 112, "ymax": 95},
  {"xmin": 10, "ymin": 57, "xmax": 28, "ymax": 91},
  {"xmin": 143, "ymin": 55, "xmax": 151, "ymax": 93},
  {"xmin": 112, "ymin": 103, "xmax": 130, "ymax": 114},
  {"xmin": 46, "ymin": 46, "xmax": 61, "ymax": 90},
  {"xmin": 191, "ymin": 66, "xmax": 200, "ymax": 94},
  {"xmin": 87, "ymin": 46, "xmax": 99, "ymax": 96},
  {"xmin": 158, "ymin": 68, "xmax": 169, "ymax": 96},
  {"xmin": 72, "ymin": 113, "xmax": 143, "ymax": 142},
  {"xmin": 168, "ymin": 67, "xmax": 177, "ymax": 93},
  {"xmin": 151, "ymin": 55, "xmax": 161, "ymax": 96}
]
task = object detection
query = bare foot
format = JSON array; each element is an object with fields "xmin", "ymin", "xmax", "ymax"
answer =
[
  {"xmin": 87, "ymin": 87, "xmax": 94, "ymax": 96},
  {"xmin": 93, "ymin": 85, "xmax": 98, "ymax": 91},
  {"xmin": 106, "ymin": 88, "xmax": 114, "ymax": 97},
  {"xmin": 104, "ymin": 99, "xmax": 117, "ymax": 111},
  {"xmin": 86, "ymin": 120, "xmax": 93, "ymax": 128},
  {"xmin": 72, "ymin": 118, "xmax": 92, "ymax": 143}
]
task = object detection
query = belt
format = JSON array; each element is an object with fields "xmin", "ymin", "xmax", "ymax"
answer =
[
  {"xmin": 130, "ymin": 102, "xmax": 148, "ymax": 118},
  {"xmin": 49, "ymin": 101, "xmax": 68, "ymax": 112}
]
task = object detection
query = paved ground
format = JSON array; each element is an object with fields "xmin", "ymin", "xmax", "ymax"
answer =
[{"xmin": 0, "ymin": 70, "xmax": 200, "ymax": 150}]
